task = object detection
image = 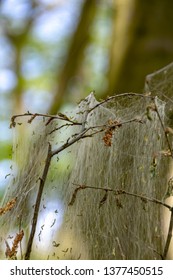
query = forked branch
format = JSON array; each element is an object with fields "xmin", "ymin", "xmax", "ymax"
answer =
[
  {"xmin": 69, "ymin": 183, "xmax": 173, "ymax": 259},
  {"xmin": 7, "ymin": 92, "xmax": 173, "ymax": 260}
]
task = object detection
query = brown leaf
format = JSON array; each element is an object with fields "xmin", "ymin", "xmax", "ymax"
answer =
[
  {"xmin": 0, "ymin": 197, "xmax": 17, "ymax": 216},
  {"xmin": 5, "ymin": 230, "xmax": 24, "ymax": 259}
]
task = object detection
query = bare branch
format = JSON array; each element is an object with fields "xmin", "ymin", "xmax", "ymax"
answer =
[
  {"xmin": 89, "ymin": 92, "xmax": 154, "ymax": 113},
  {"xmin": 9, "ymin": 92, "xmax": 171, "ymax": 260},
  {"xmin": 25, "ymin": 143, "xmax": 52, "ymax": 260},
  {"xmin": 10, "ymin": 112, "xmax": 81, "ymax": 128},
  {"xmin": 154, "ymin": 98, "xmax": 173, "ymax": 159},
  {"xmin": 154, "ymin": 97, "xmax": 173, "ymax": 259},
  {"xmin": 70, "ymin": 183, "xmax": 172, "ymax": 210}
]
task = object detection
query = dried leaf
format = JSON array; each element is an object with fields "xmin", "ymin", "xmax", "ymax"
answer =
[
  {"xmin": 102, "ymin": 119, "xmax": 121, "ymax": 147},
  {"xmin": 0, "ymin": 197, "xmax": 17, "ymax": 216},
  {"xmin": 5, "ymin": 230, "xmax": 24, "ymax": 259}
]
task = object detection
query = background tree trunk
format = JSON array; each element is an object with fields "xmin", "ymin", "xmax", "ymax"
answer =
[{"xmin": 106, "ymin": 0, "xmax": 173, "ymax": 96}]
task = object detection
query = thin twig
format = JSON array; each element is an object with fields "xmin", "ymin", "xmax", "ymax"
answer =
[
  {"xmin": 12, "ymin": 93, "xmax": 171, "ymax": 260},
  {"xmin": 51, "ymin": 127, "xmax": 93, "ymax": 157},
  {"xmin": 154, "ymin": 98, "xmax": 173, "ymax": 159},
  {"xmin": 154, "ymin": 98, "xmax": 173, "ymax": 259},
  {"xmin": 10, "ymin": 112, "xmax": 81, "ymax": 128},
  {"xmin": 25, "ymin": 143, "xmax": 52, "ymax": 260},
  {"xmin": 89, "ymin": 92, "xmax": 154, "ymax": 113},
  {"xmin": 70, "ymin": 183, "xmax": 171, "ymax": 210},
  {"xmin": 10, "ymin": 93, "xmax": 151, "ymax": 128},
  {"xmin": 49, "ymin": 123, "xmax": 80, "ymax": 135},
  {"xmin": 51, "ymin": 118, "xmax": 143, "ymax": 157},
  {"xmin": 70, "ymin": 183, "xmax": 173, "ymax": 259},
  {"xmin": 161, "ymin": 93, "xmax": 173, "ymax": 104},
  {"xmin": 24, "ymin": 125, "xmax": 98, "ymax": 258}
]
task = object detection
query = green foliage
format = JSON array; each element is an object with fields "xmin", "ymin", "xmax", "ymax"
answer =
[{"xmin": 0, "ymin": 141, "xmax": 12, "ymax": 161}]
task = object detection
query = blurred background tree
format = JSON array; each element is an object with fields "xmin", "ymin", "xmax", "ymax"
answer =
[{"xmin": 0, "ymin": 0, "xmax": 173, "ymax": 257}]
